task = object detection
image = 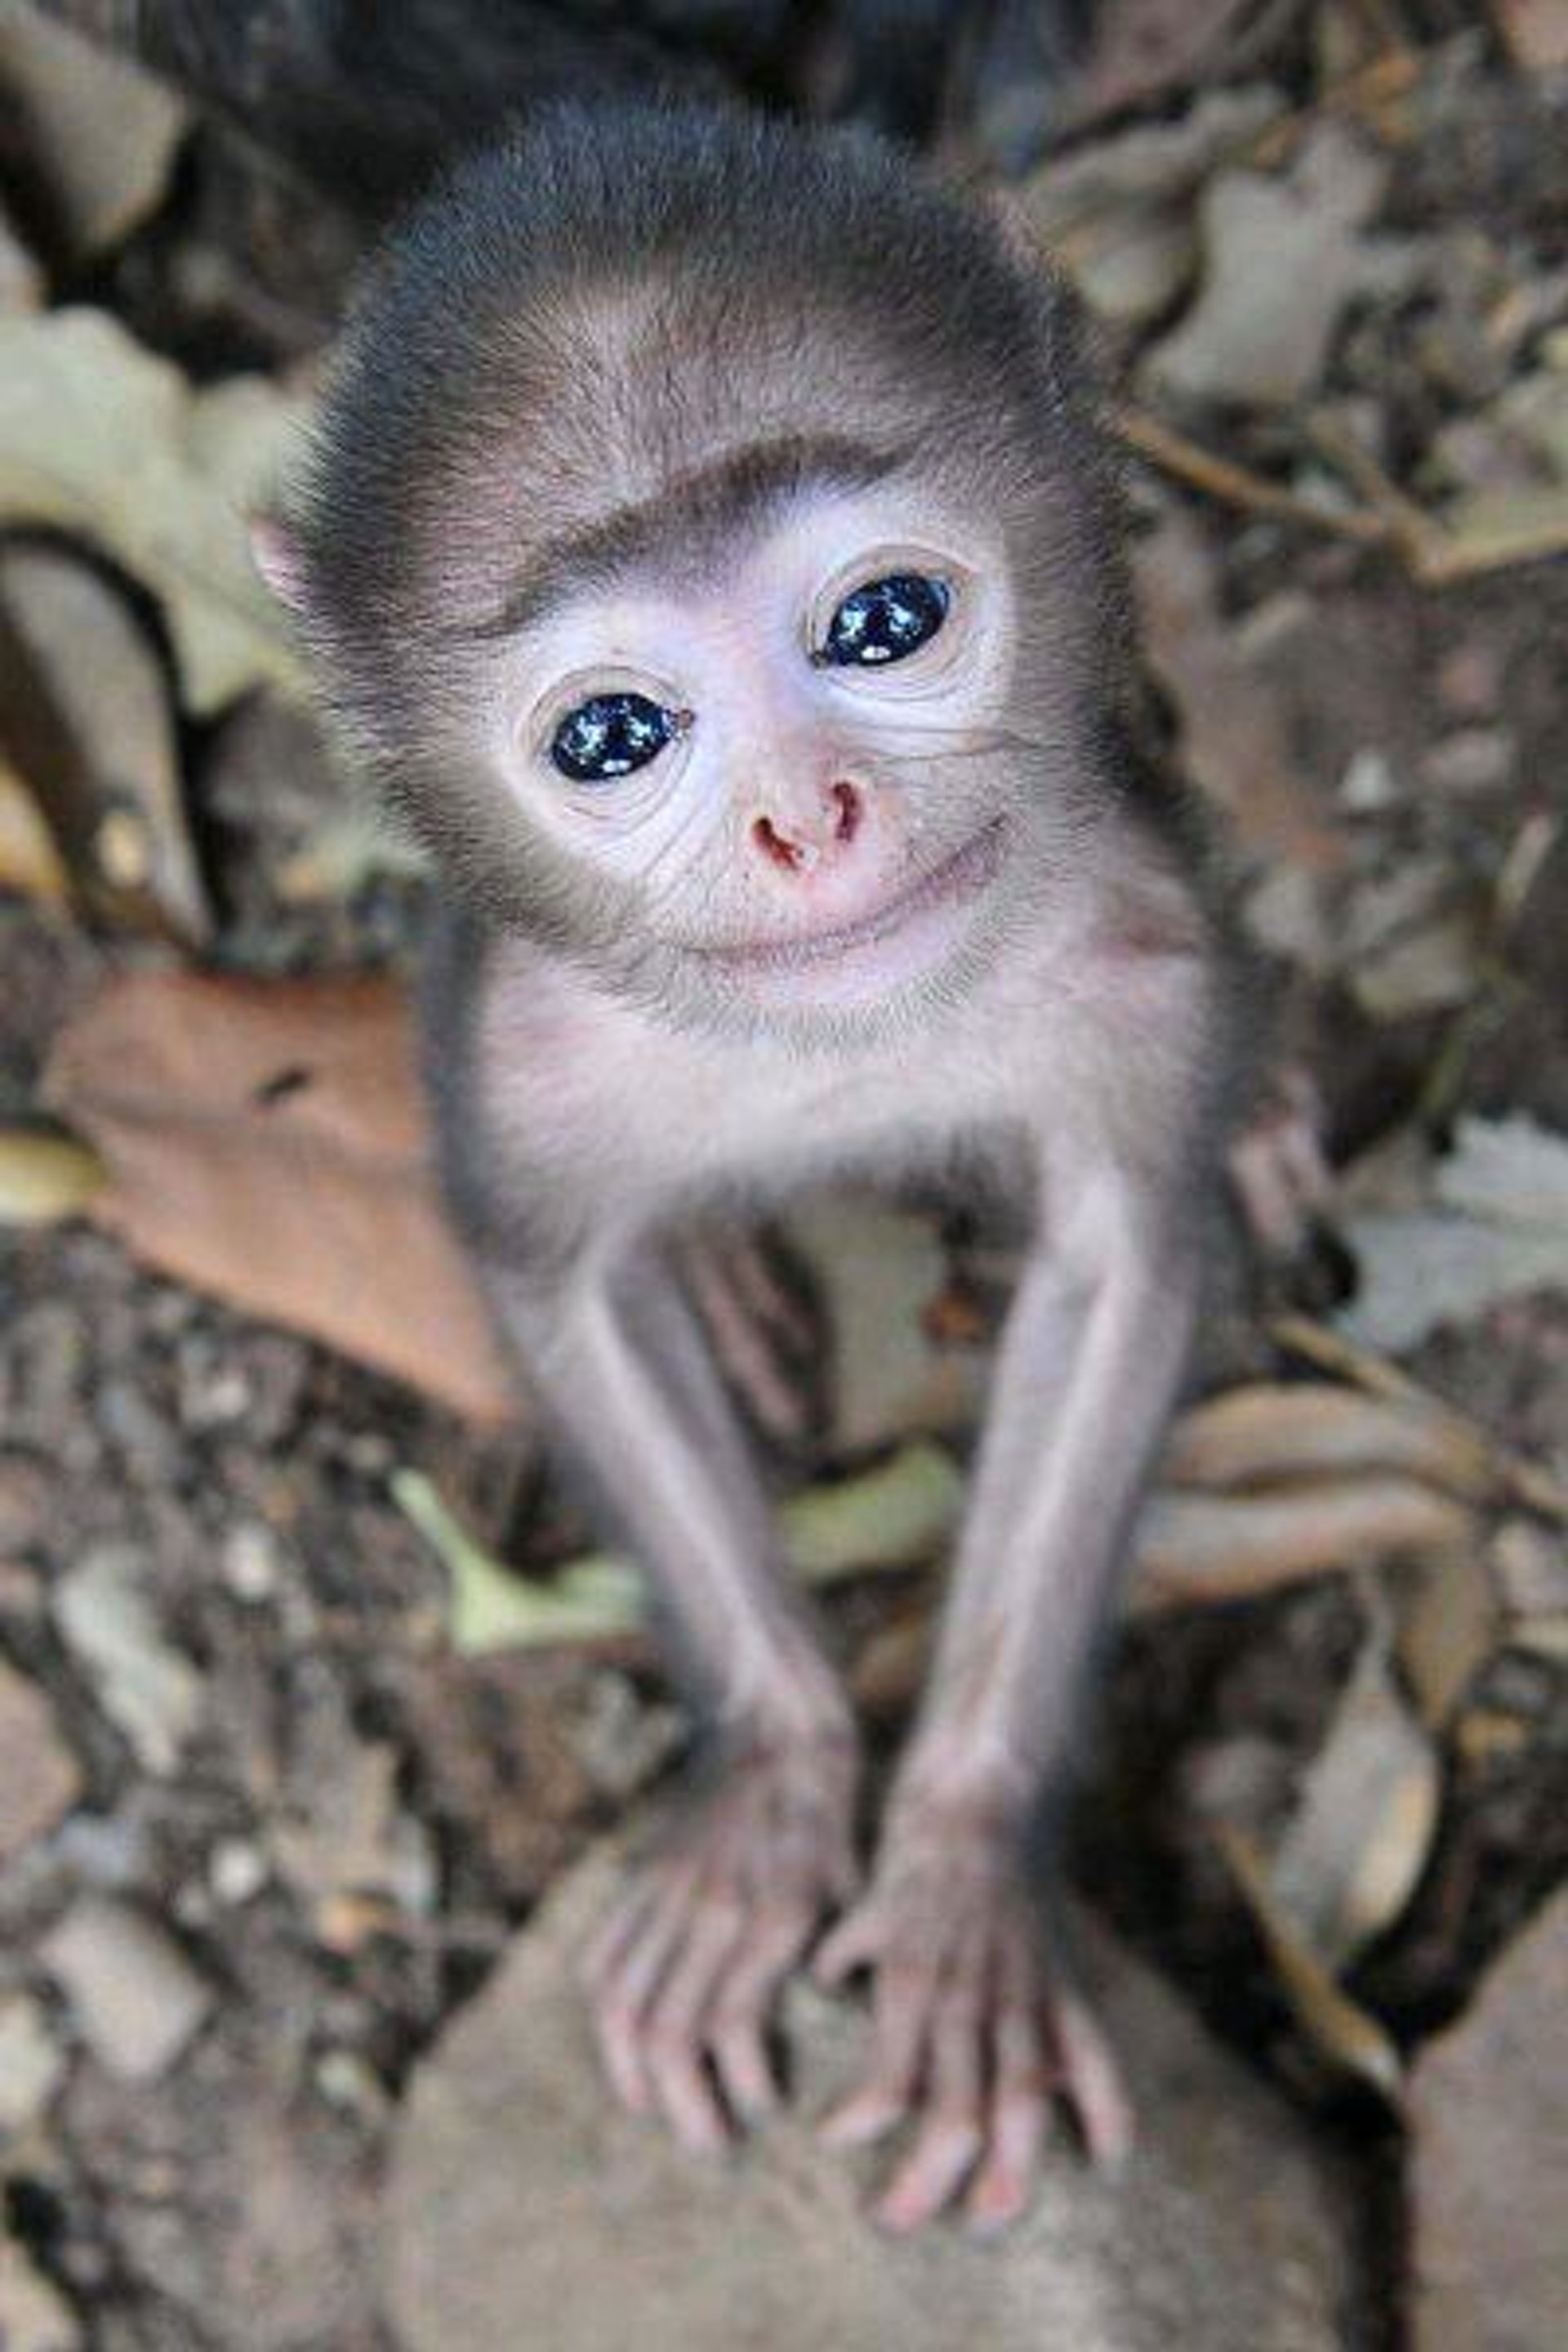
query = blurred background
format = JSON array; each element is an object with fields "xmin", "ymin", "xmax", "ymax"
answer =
[{"xmin": 0, "ymin": 3, "xmax": 1566, "ymax": 2345}]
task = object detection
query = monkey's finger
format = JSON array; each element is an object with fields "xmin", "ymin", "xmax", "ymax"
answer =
[
  {"xmin": 644, "ymin": 1900, "xmax": 745, "ymax": 2155},
  {"xmin": 817, "ymin": 1957, "xmax": 937, "ymax": 2149},
  {"xmin": 812, "ymin": 1899, "xmax": 884, "ymax": 1989},
  {"xmin": 592, "ymin": 1879, "xmax": 702, "ymax": 2114},
  {"xmin": 874, "ymin": 1946, "xmax": 985, "ymax": 2231},
  {"xmin": 964, "ymin": 1972, "xmax": 1054, "ymax": 2236},
  {"xmin": 1052, "ymin": 1989, "xmax": 1134, "ymax": 2174},
  {"xmin": 708, "ymin": 1903, "xmax": 814, "ymax": 2121},
  {"xmin": 582, "ymin": 1876, "xmax": 661, "ymax": 1993}
]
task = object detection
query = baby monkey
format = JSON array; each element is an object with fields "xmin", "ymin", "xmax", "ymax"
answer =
[{"xmin": 265, "ymin": 101, "xmax": 1235, "ymax": 2233}]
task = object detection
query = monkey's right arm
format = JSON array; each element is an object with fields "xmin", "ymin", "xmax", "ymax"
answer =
[{"xmin": 433, "ymin": 929, "xmax": 859, "ymax": 2145}]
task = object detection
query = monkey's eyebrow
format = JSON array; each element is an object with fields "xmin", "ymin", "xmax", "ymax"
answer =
[{"xmin": 466, "ymin": 434, "xmax": 901, "ymax": 641}]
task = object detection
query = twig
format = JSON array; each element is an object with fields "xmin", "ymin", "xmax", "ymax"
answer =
[
  {"xmin": 1307, "ymin": 411, "xmax": 1568, "ymax": 586},
  {"xmin": 1118, "ymin": 406, "xmax": 1387, "ymax": 543},
  {"xmin": 1269, "ymin": 1314, "xmax": 1568, "ymax": 1526}
]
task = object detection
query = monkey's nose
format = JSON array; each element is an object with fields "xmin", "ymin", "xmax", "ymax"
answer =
[{"xmin": 751, "ymin": 781, "xmax": 863, "ymax": 874}]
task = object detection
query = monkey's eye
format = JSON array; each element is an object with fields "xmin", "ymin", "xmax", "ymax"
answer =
[
  {"xmin": 817, "ymin": 572, "xmax": 951, "ymax": 669},
  {"xmin": 549, "ymin": 693, "xmax": 683, "ymax": 784}
]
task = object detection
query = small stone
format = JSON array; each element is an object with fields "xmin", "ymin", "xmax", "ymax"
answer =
[
  {"xmin": 42, "ymin": 1894, "xmax": 212, "ymax": 2084},
  {"xmin": 0, "ymin": 2234, "xmax": 81, "ymax": 2352},
  {"xmin": 1339, "ymin": 748, "xmax": 1399, "ymax": 813},
  {"xmin": 0, "ymin": 1659, "xmax": 82, "ymax": 1862},
  {"xmin": 220, "ymin": 1520, "xmax": 282, "ymax": 1603},
  {"xmin": 0, "ymin": 1994, "xmax": 67, "ymax": 2132},
  {"xmin": 1420, "ymin": 728, "xmax": 1516, "ymax": 796},
  {"xmin": 209, "ymin": 1837, "xmax": 269, "ymax": 1907},
  {"xmin": 51, "ymin": 1544, "xmax": 202, "ymax": 1775}
]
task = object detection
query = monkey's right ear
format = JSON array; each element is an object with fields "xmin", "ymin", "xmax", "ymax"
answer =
[{"xmin": 250, "ymin": 513, "xmax": 310, "ymax": 614}]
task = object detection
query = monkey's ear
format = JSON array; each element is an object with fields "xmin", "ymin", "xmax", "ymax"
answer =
[{"xmin": 250, "ymin": 513, "xmax": 310, "ymax": 614}]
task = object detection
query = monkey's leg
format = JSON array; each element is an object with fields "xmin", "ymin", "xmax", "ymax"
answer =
[
  {"xmin": 816, "ymin": 1176, "xmax": 1197, "ymax": 2232},
  {"xmin": 484, "ymin": 1243, "xmax": 858, "ymax": 2149}
]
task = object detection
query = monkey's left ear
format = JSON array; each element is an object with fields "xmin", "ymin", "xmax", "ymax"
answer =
[{"xmin": 250, "ymin": 514, "xmax": 309, "ymax": 614}]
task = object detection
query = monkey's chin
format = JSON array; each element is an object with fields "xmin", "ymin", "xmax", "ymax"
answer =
[{"xmin": 688, "ymin": 817, "xmax": 1009, "ymax": 1018}]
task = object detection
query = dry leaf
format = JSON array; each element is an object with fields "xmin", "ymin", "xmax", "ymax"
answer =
[
  {"xmin": 0, "ymin": 751, "xmax": 69, "ymax": 903},
  {"xmin": 406, "ymin": 1442, "xmax": 964, "ymax": 1657},
  {"xmin": 0, "ymin": 1126, "xmax": 106, "ymax": 1223},
  {"xmin": 1146, "ymin": 125, "xmax": 1391, "ymax": 409},
  {"xmin": 1269, "ymin": 1640, "xmax": 1440, "ymax": 1972},
  {"xmin": 1135, "ymin": 508, "xmax": 1345, "ymax": 870},
  {"xmin": 1494, "ymin": 0, "xmax": 1568, "ymax": 72},
  {"xmin": 0, "ymin": 7, "xmax": 187, "ymax": 260},
  {"xmin": 1336, "ymin": 1115, "xmax": 1568, "ymax": 1353},
  {"xmin": 1164, "ymin": 1383, "xmax": 1497, "ymax": 1502},
  {"xmin": 0, "ymin": 310, "xmax": 308, "ymax": 714},
  {"xmin": 1071, "ymin": 0, "xmax": 1254, "ymax": 125},
  {"xmin": 44, "ymin": 968, "xmax": 513, "ymax": 1424},
  {"xmin": 1134, "ymin": 1477, "xmax": 1477, "ymax": 1612},
  {"xmin": 1218, "ymin": 1822, "xmax": 1402, "ymax": 2097},
  {"xmin": 1396, "ymin": 1551, "xmax": 1498, "ymax": 1727},
  {"xmin": 0, "ymin": 543, "xmax": 212, "ymax": 941}
]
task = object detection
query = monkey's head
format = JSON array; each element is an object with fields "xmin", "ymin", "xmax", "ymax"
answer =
[{"xmin": 269, "ymin": 100, "xmax": 1130, "ymax": 1046}]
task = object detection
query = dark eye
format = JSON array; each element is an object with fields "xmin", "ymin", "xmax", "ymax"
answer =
[
  {"xmin": 817, "ymin": 572, "xmax": 951, "ymax": 669},
  {"xmin": 550, "ymin": 692, "xmax": 680, "ymax": 783}
]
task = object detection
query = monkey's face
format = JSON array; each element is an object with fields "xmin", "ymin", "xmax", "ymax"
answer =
[{"xmin": 466, "ymin": 470, "xmax": 1077, "ymax": 1040}]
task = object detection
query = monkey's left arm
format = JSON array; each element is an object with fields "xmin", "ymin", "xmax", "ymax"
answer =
[{"xmin": 817, "ymin": 1004, "xmax": 1213, "ymax": 2234}]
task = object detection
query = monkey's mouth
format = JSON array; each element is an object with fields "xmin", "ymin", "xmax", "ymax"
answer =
[{"xmin": 691, "ymin": 817, "xmax": 1007, "ymax": 1000}]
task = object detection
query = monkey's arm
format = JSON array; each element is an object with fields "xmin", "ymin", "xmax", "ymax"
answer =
[
  {"xmin": 817, "ymin": 1045, "xmax": 1209, "ymax": 2231},
  {"xmin": 479, "ymin": 1238, "xmax": 858, "ymax": 2145}
]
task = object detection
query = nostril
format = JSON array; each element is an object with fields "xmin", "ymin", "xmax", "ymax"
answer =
[
  {"xmin": 753, "ymin": 814, "xmax": 805, "ymax": 871},
  {"xmin": 831, "ymin": 782, "xmax": 862, "ymax": 844}
]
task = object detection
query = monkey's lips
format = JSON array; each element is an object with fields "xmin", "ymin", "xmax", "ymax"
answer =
[{"xmin": 692, "ymin": 818, "xmax": 1007, "ymax": 1005}]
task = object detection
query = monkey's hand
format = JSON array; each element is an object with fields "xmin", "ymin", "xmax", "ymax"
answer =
[
  {"xmin": 584, "ymin": 1726, "xmax": 860, "ymax": 2154},
  {"xmin": 813, "ymin": 1801, "xmax": 1132, "ymax": 2234}
]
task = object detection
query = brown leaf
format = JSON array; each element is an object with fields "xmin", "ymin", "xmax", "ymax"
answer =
[
  {"xmin": 1218, "ymin": 1822, "xmax": 1401, "ymax": 2097},
  {"xmin": 1069, "ymin": 1, "xmax": 1253, "ymax": 127},
  {"xmin": 1134, "ymin": 510, "xmax": 1346, "ymax": 871},
  {"xmin": 1164, "ymin": 1382, "xmax": 1498, "ymax": 1503},
  {"xmin": 45, "ymin": 969, "xmax": 514, "ymax": 1424},
  {"xmin": 1494, "ymin": 1, "xmax": 1568, "ymax": 74},
  {"xmin": 1134, "ymin": 1477, "xmax": 1477, "ymax": 1612},
  {"xmin": 1268, "ymin": 1640, "xmax": 1439, "ymax": 1972}
]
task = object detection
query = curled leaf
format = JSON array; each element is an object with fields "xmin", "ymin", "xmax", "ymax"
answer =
[
  {"xmin": 1218, "ymin": 1822, "xmax": 1402, "ymax": 2099},
  {"xmin": 1269, "ymin": 1642, "xmax": 1440, "ymax": 1972},
  {"xmin": 1134, "ymin": 1477, "xmax": 1477, "ymax": 1612},
  {"xmin": 1165, "ymin": 1383, "xmax": 1497, "ymax": 1502}
]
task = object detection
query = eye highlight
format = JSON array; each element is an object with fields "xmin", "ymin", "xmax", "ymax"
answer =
[
  {"xmin": 549, "ymin": 693, "xmax": 685, "ymax": 784},
  {"xmin": 816, "ymin": 572, "xmax": 951, "ymax": 670}
]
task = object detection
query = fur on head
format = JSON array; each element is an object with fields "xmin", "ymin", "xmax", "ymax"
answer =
[{"xmin": 274, "ymin": 97, "xmax": 1132, "ymax": 1045}]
